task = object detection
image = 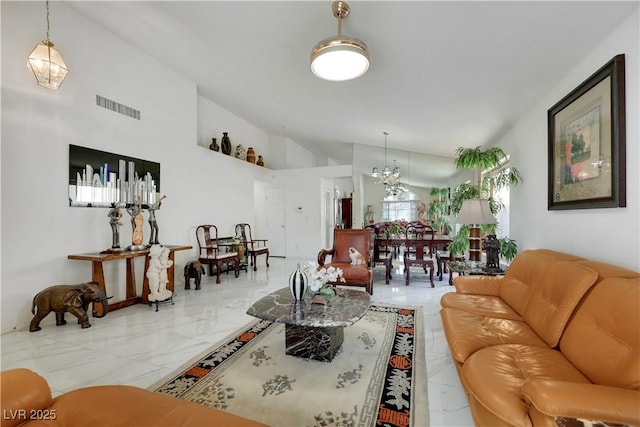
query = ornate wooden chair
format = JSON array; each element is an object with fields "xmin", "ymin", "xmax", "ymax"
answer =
[
  {"xmin": 369, "ymin": 223, "xmax": 393, "ymax": 284},
  {"xmin": 195, "ymin": 225, "xmax": 239, "ymax": 284},
  {"xmin": 317, "ymin": 228, "xmax": 373, "ymax": 294},
  {"xmin": 403, "ymin": 224, "xmax": 435, "ymax": 287},
  {"xmin": 234, "ymin": 223, "xmax": 269, "ymax": 271}
]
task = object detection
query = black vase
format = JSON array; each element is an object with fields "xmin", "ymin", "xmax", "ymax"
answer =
[
  {"xmin": 209, "ymin": 137, "xmax": 219, "ymax": 152},
  {"xmin": 221, "ymin": 132, "xmax": 232, "ymax": 155}
]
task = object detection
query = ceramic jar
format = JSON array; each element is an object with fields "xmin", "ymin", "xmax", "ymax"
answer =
[
  {"xmin": 246, "ymin": 147, "xmax": 256, "ymax": 164},
  {"xmin": 209, "ymin": 137, "xmax": 219, "ymax": 152},
  {"xmin": 256, "ymin": 155, "xmax": 265, "ymax": 167},
  {"xmin": 234, "ymin": 144, "xmax": 246, "ymax": 160},
  {"xmin": 365, "ymin": 205, "xmax": 375, "ymax": 224},
  {"xmin": 221, "ymin": 132, "xmax": 232, "ymax": 155}
]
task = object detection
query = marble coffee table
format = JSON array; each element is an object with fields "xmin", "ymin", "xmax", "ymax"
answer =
[{"xmin": 246, "ymin": 287, "xmax": 370, "ymax": 362}]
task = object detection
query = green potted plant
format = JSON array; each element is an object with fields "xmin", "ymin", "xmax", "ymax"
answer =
[
  {"xmin": 428, "ymin": 187, "xmax": 452, "ymax": 235},
  {"xmin": 451, "ymin": 146, "xmax": 523, "ymax": 262},
  {"xmin": 498, "ymin": 237, "xmax": 518, "ymax": 263}
]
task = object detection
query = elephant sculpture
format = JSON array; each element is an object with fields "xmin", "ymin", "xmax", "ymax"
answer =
[
  {"xmin": 30, "ymin": 282, "xmax": 109, "ymax": 332},
  {"xmin": 184, "ymin": 260, "xmax": 205, "ymax": 290}
]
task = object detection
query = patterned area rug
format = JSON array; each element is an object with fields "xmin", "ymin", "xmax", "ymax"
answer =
[{"xmin": 152, "ymin": 304, "xmax": 428, "ymax": 427}]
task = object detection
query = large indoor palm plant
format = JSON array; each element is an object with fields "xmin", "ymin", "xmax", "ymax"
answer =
[{"xmin": 449, "ymin": 146, "xmax": 523, "ymax": 262}]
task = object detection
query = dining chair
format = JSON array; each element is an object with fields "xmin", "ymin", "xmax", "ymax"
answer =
[
  {"xmin": 234, "ymin": 223, "xmax": 269, "ymax": 271},
  {"xmin": 370, "ymin": 223, "xmax": 393, "ymax": 284},
  {"xmin": 403, "ymin": 224, "xmax": 435, "ymax": 287},
  {"xmin": 195, "ymin": 225, "xmax": 240, "ymax": 284}
]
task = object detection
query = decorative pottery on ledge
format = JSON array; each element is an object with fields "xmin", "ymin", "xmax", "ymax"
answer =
[
  {"xmin": 221, "ymin": 132, "xmax": 232, "ymax": 155},
  {"xmin": 234, "ymin": 144, "xmax": 246, "ymax": 160},
  {"xmin": 246, "ymin": 147, "xmax": 256, "ymax": 164}
]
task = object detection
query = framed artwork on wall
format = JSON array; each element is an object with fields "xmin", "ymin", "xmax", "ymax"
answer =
[
  {"xmin": 547, "ymin": 54, "xmax": 626, "ymax": 210},
  {"xmin": 69, "ymin": 145, "xmax": 161, "ymax": 208}
]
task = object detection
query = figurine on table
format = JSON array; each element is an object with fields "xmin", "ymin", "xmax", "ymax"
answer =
[
  {"xmin": 147, "ymin": 195, "xmax": 166, "ymax": 245},
  {"xmin": 126, "ymin": 198, "xmax": 145, "ymax": 250},
  {"xmin": 107, "ymin": 203, "xmax": 123, "ymax": 250},
  {"xmin": 485, "ymin": 234, "xmax": 500, "ymax": 270}
]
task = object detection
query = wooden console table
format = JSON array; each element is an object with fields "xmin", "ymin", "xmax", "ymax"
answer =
[{"xmin": 67, "ymin": 245, "xmax": 191, "ymax": 314}]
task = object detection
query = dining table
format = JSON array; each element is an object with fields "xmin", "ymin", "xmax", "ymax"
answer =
[{"xmin": 374, "ymin": 234, "xmax": 454, "ymax": 282}]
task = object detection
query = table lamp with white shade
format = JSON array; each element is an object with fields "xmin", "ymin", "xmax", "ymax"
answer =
[{"xmin": 455, "ymin": 199, "xmax": 497, "ymax": 262}]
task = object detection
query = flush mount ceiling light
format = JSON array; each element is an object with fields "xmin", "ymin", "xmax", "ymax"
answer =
[
  {"xmin": 27, "ymin": 0, "xmax": 69, "ymax": 90},
  {"xmin": 310, "ymin": 1, "xmax": 369, "ymax": 82}
]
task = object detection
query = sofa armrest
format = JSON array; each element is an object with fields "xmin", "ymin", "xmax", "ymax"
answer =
[
  {"xmin": 317, "ymin": 248, "xmax": 335, "ymax": 266},
  {"xmin": 1, "ymin": 369, "xmax": 52, "ymax": 427},
  {"xmin": 453, "ymin": 275, "xmax": 503, "ymax": 295},
  {"xmin": 522, "ymin": 379, "xmax": 640, "ymax": 426}
]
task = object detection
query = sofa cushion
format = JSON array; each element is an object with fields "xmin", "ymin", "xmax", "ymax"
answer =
[
  {"xmin": 498, "ymin": 249, "xmax": 585, "ymax": 316},
  {"xmin": 453, "ymin": 275, "xmax": 502, "ymax": 295},
  {"xmin": 45, "ymin": 385, "xmax": 267, "ymax": 427},
  {"xmin": 1, "ymin": 369, "xmax": 52, "ymax": 427},
  {"xmin": 327, "ymin": 262, "xmax": 371, "ymax": 282},
  {"xmin": 576, "ymin": 260, "xmax": 640, "ymax": 281},
  {"xmin": 522, "ymin": 261, "xmax": 598, "ymax": 347},
  {"xmin": 462, "ymin": 344, "xmax": 591, "ymax": 427},
  {"xmin": 440, "ymin": 293, "xmax": 522, "ymax": 320},
  {"xmin": 560, "ymin": 277, "xmax": 640, "ymax": 390},
  {"xmin": 440, "ymin": 308, "xmax": 548, "ymax": 363}
]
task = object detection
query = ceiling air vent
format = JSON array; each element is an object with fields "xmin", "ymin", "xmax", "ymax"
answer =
[{"xmin": 96, "ymin": 95, "xmax": 141, "ymax": 120}]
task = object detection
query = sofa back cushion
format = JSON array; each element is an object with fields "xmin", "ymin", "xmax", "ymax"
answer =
[
  {"xmin": 561, "ymin": 277, "xmax": 640, "ymax": 390},
  {"xmin": 523, "ymin": 261, "xmax": 598, "ymax": 347},
  {"xmin": 499, "ymin": 249, "xmax": 584, "ymax": 316},
  {"xmin": 577, "ymin": 260, "xmax": 640, "ymax": 282},
  {"xmin": 1, "ymin": 368, "xmax": 52, "ymax": 427}
]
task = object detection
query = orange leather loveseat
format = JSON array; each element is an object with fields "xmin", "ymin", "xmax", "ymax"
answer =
[
  {"xmin": 440, "ymin": 249, "xmax": 640, "ymax": 427},
  {"xmin": 1, "ymin": 368, "xmax": 267, "ymax": 427}
]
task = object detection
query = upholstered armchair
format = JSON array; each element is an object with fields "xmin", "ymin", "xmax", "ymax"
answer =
[{"xmin": 317, "ymin": 228, "xmax": 373, "ymax": 295}]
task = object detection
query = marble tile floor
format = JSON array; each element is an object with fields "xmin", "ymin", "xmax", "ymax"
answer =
[{"xmin": 1, "ymin": 257, "xmax": 473, "ymax": 427}]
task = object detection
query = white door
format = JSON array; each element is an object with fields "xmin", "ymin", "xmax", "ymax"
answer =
[
  {"xmin": 266, "ymin": 188, "xmax": 286, "ymax": 257},
  {"xmin": 323, "ymin": 184, "xmax": 336, "ymax": 249}
]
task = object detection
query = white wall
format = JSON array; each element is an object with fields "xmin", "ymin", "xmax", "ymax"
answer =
[
  {"xmin": 501, "ymin": 10, "xmax": 639, "ymax": 270},
  {"xmin": 197, "ymin": 96, "xmax": 270, "ymax": 163},
  {"xmin": 272, "ymin": 165, "xmax": 353, "ymax": 259},
  {"xmin": 0, "ymin": 2, "xmax": 267, "ymax": 332}
]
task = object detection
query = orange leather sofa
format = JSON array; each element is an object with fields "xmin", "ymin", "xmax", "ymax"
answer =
[
  {"xmin": 1, "ymin": 368, "xmax": 267, "ymax": 427},
  {"xmin": 440, "ymin": 249, "xmax": 640, "ymax": 427}
]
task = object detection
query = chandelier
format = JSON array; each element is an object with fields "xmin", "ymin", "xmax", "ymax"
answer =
[
  {"xmin": 371, "ymin": 132, "xmax": 401, "ymax": 186},
  {"xmin": 27, "ymin": 0, "xmax": 69, "ymax": 90}
]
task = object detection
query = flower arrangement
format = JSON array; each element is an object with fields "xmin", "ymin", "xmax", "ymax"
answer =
[
  {"xmin": 302, "ymin": 261, "xmax": 345, "ymax": 302},
  {"xmin": 388, "ymin": 220, "xmax": 409, "ymax": 236}
]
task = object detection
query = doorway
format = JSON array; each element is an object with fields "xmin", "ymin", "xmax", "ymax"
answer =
[{"xmin": 266, "ymin": 187, "xmax": 286, "ymax": 257}]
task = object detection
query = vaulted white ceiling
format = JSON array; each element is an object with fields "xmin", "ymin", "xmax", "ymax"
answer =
[{"xmin": 68, "ymin": 1, "xmax": 637, "ymax": 186}]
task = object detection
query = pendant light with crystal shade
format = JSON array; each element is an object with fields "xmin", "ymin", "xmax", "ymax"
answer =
[
  {"xmin": 310, "ymin": 1, "xmax": 369, "ymax": 82},
  {"xmin": 28, "ymin": 0, "xmax": 69, "ymax": 90},
  {"xmin": 372, "ymin": 132, "xmax": 402, "ymax": 187}
]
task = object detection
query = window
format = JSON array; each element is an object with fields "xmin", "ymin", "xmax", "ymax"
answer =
[
  {"xmin": 483, "ymin": 159, "xmax": 512, "ymax": 238},
  {"xmin": 381, "ymin": 200, "xmax": 419, "ymax": 222}
]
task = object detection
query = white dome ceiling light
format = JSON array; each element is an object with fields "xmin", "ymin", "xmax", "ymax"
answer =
[{"xmin": 310, "ymin": 1, "xmax": 369, "ymax": 82}]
